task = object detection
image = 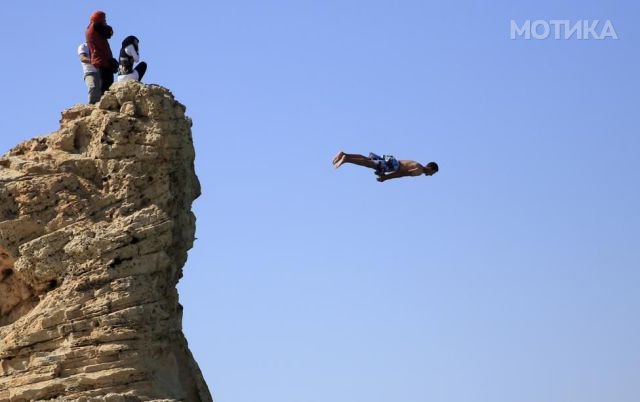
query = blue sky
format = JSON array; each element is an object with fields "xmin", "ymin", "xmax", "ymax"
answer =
[{"xmin": 1, "ymin": 1, "xmax": 639, "ymax": 401}]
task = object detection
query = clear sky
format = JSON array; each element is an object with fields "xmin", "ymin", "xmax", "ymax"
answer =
[{"xmin": 1, "ymin": 1, "xmax": 639, "ymax": 401}]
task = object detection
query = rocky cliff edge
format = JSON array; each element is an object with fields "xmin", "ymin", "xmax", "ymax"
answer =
[{"xmin": 0, "ymin": 82, "xmax": 212, "ymax": 402}]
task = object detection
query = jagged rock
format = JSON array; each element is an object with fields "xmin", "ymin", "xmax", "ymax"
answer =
[{"xmin": 0, "ymin": 82, "xmax": 212, "ymax": 401}]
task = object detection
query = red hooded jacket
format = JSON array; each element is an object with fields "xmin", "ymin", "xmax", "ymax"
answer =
[{"xmin": 85, "ymin": 11, "xmax": 114, "ymax": 70}]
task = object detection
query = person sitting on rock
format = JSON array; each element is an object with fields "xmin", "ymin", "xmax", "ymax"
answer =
[
  {"xmin": 77, "ymin": 43, "xmax": 101, "ymax": 104},
  {"xmin": 117, "ymin": 35, "xmax": 148, "ymax": 82},
  {"xmin": 333, "ymin": 151, "xmax": 439, "ymax": 182}
]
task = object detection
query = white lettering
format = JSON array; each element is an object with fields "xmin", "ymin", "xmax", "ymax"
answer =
[
  {"xmin": 511, "ymin": 20, "xmax": 531, "ymax": 39},
  {"xmin": 549, "ymin": 20, "xmax": 567, "ymax": 39},
  {"xmin": 601, "ymin": 20, "xmax": 618, "ymax": 39},
  {"xmin": 531, "ymin": 20, "xmax": 550, "ymax": 40},
  {"xmin": 583, "ymin": 19, "xmax": 600, "ymax": 40},
  {"xmin": 511, "ymin": 19, "xmax": 618, "ymax": 40},
  {"xmin": 565, "ymin": 20, "xmax": 582, "ymax": 39}
]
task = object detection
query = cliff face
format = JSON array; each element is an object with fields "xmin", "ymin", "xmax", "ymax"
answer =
[{"xmin": 0, "ymin": 82, "xmax": 212, "ymax": 401}]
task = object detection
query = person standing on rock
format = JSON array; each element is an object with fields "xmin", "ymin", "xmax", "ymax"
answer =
[
  {"xmin": 85, "ymin": 10, "xmax": 118, "ymax": 97},
  {"xmin": 77, "ymin": 43, "xmax": 101, "ymax": 104},
  {"xmin": 333, "ymin": 151, "xmax": 439, "ymax": 182},
  {"xmin": 117, "ymin": 35, "xmax": 148, "ymax": 82}
]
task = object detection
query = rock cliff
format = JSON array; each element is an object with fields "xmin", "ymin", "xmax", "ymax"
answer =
[{"xmin": 0, "ymin": 82, "xmax": 212, "ymax": 401}]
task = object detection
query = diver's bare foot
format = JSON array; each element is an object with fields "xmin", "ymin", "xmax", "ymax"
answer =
[
  {"xmin": 335, "ymin": 155, "xmax": 347, "ymax": 168},
  {"xmin": 332, "ymin": 151, "xmax": 345, "ymax": 166}
]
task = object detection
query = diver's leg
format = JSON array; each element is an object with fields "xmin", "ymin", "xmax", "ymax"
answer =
[{"xmin": 336, "ymin": 153, "xmax": 378, "ymax": 169}]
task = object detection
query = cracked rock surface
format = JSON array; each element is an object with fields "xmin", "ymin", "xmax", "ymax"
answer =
[{"xmin": 0, "ymin": 82, "xmax": 212, "ymax": 401}]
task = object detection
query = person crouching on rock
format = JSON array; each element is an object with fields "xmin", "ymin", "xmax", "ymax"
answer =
[{"xmin": 117, "ymin": 35, "xmax": 148, "ymax": 82}]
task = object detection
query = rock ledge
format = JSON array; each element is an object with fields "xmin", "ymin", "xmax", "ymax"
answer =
[{"xmin": 0, "ymin": 82, "xmax": 212, "ymax": 401}]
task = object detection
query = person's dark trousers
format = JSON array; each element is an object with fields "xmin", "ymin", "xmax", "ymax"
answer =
[
  {"xmin": 99, "ymin": 68, "xmax": 114, "ymax": 94},
  {"xmin": 135, "ymin": 62, "xmax": 148, "ymax": 81}
]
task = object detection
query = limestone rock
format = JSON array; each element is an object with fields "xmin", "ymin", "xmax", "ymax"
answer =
[{"xmin": 0, "ymin": 82, "xmax": 212, "ymax": 401}]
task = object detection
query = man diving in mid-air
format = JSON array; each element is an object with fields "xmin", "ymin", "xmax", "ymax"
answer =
[{"xmin": 333, "ymin": 151, "xmax": 438, "ymax": 182}]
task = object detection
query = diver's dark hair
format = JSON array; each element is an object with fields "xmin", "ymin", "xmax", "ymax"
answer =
[{"xmin": 425, "ymin": 162, "xmax": 439, "ymax": 173}]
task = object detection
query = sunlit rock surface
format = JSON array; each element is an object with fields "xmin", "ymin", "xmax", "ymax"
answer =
[{"xmin": 0, "ymin": 82, "xmax": 212, "ymax": 401}]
